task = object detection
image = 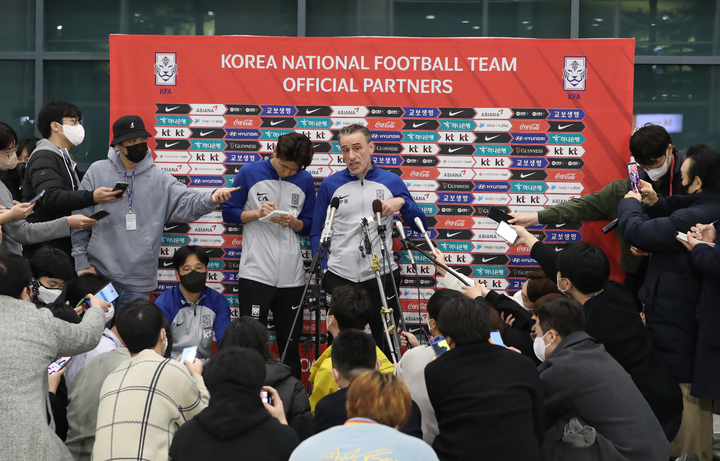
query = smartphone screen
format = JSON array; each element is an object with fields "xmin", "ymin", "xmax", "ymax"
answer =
[
  {"xmin": 490, "ymin": 330, "xmax": 505, "ymax": 347},
  {"xmin": 628, "ymin": 163, "xmax": 641, "ymax": 193},
  {"xmin": 180, "ymin": 346, "xmax": 197, "ymax": 364},
  {"xmin": 113, "ymin": 182, "xmax": 129, "ymax": 192},
  {"xmin": 48, "ymin": 356, "xmax": 71, "ymax": 375},
  {"xmin": 430, "ymin": 335, "xmax": 450, "ymax": 357},
  {"xmin": 94, "ymin": 282, "xmax": 119, "ymax": 304},
  {"xmin": 29, "ymin": 190, "xmax": 45, "ymax": 205},
  {"xmin": 260, "ymin": 390, "xmax": 272, "ymax": 405},
  {"xmin": 496, "ymin": 220, "xmax": 518, "ymax": 244}
]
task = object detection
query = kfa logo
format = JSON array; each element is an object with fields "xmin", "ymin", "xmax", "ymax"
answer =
[
  {"xmin": 562, "ymin": 57, "xmax": 587, "ymax": 91},
  {"xmin": 155, "ymin": 52, "xmax": 178, "ymax": 86},
  {"xmin": 256, "ymin": 192, "xmax": 269, "ymax": 202},
  {"xmin": 292, "ymin": 193, "xmax": 299, "ymax": 206},
  {"xmin": 376, "ymin": 189, "xmax": 385, "ymax": 200}
]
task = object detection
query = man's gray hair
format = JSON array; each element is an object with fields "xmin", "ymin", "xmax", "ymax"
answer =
[{"xmin": 338, "ymin": 123, "xmax": 372, "ymax": 144}]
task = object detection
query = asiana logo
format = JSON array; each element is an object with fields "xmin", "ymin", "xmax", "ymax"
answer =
[{"xmin": 155, "ymin": 52, "xmax": 178, "ymax": 86}]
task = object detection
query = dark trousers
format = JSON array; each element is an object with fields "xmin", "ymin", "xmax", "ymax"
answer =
[
  {"xmin": 237, "ymin": 278, "xmax": 304, "ymax": 379},
  {"xmin": 322, "ymin": 269, "xmax": 402, "ymax": 360}
]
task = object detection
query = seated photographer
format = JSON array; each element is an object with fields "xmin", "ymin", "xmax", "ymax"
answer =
[
  {"xmin": 30, "ymin": 245, "xmax": 75, "ymax": 305},
  {"xmin": 291, "ymin": 371, "xmax": 438, "ymax": 461},
  {"xmin": 512, "ymin": 227, "xmax": 683, "ymax": 438},
  {"xmin": 534, "ymin": 295, "xmax": 670, "ymax": 461},
  {"xmin": 314, "ymin": 329, "xmax": 422, "ymax": 439},
  {"xmin": 169, "ymin": 347, "xmax": 300, "ymax": 461}
]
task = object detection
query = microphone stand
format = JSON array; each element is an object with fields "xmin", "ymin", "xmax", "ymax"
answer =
[
  {"xmin": 360, "ymin": 218, "xmax": 402, "ymax": 364},
  {"xmin": 375, "ymin": 220, "xmax": 407, "ymax": 333},
  {"xmin": 402, "ymin": 239, "xmax": 471, "ymax": 287}
]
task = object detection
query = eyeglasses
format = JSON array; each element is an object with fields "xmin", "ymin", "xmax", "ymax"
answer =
[
  {"xmin": 178, "ymin": 266, "xmax": 207, "ymax": 276},
  {"xmin": 0, "ymin": 145, "xmax": 16, "ymax": 158}
]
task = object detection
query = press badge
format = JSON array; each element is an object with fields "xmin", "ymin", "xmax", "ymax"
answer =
[{"xmin": 125, "ymin": 213, "xmax": 137, "ymax": 231}]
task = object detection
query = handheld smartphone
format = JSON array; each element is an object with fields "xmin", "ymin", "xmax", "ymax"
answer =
[
  {"xmin": 94, "ymin": 282, "xmax": 119, "ymax": 304},
  {"xmin": 48, "ymin": 356, "xmax": 71, "ymax": 375},
  {"xmin": 180, "ymin": 346, "xmax": 197, "ymax": 364},
  {"xmin": 89, "ymin": 210, "xmax": 110, "ymax": 221},
  {"xmin": 602, "ymin": 218, "xmax": 619, "ymax": 234},
  {"xmin": 496, "ymin": 220, "xmax": 518, "ymax": 244},
  {"xmin": 227, "ymin": 186, "xmax": 242, "ymax": 193},
  {"xmin": 490, "ymin": 330, "xmax": 505, "ymax": 347},
  {"xmin": 113, "ymin": 182, "xmax": 129, "ymax": 198},
  {"xmin": 28, "ymin": 189, "xmax": 45, "ymax": 205},
  {"xmin": 430, "ymin": 335, "xmax": 450, "ymax": 357},
  {"xmin": 488, "ymin": 207, "xmax": 512, "ymax": 224},
  {"xmin": 260, "ymin": 390, "xmax": 273, "ymax": 405},
  {"xmin": 628, "ymin": 162, "xmax": 641, "ymax": 194}
]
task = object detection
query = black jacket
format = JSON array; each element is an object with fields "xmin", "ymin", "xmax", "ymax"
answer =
[
  {"xmin": 530, "ymin": 241, "xmax": 683, "ymax": 423},
  {"xmin": 483, "ymin": 290, "xmax": 540, "ymax": 365},
  {"xmin": 618, "ymin": 192, "xmax": 720, "ymax": 382},
  {"xmin": 264, "ymin": 361, "xmax": 312, "ymax": 440},
  {"xmin": 168, "ymin": 383, "xmax": 300, "ymax": 461},
  {"xmin": 312, "ymin": 387, "xmax": 423, "ymax": 438},
  {"xmin": 425, "ymin": 341, "xmax": 543, "ymax": 461}
]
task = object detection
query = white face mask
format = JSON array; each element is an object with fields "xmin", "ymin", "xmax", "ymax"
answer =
[
  {"xmin": 645, "ymin": 154, "xmax": 669, "ymax": 181},
  {"xmin": 0, "ymin": 152, "xmax": 18, "ymax": 170},
  {"xmin": 161, "ymin": 331, "xmax": 168, "ymax": 356},
  {"xmin": 511, "ymin": 290, "xmax": 529, "ymax": 310},
  {"xmin": 61, "ymin": 123, "xmax": 85, "ymax": 146},
  {"xmin": 37, "ymin": 285, "xmax": 62, "ymax": 304},
  {"xmin": 557, "ymin": 277, "xmax": 569, "ymax": 295},
  {"xmin": 533, "ymin": 331, "xmax": 550, "ymax": 362}
]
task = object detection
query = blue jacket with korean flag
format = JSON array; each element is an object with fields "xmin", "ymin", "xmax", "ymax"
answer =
[
  {"xmin": 222, "ymin": 159, "xmax": 315, "ymax": 288},
  {"xmin": 155, "ymin": 285, "xmax": 231, "ymax": 361},
  {"xmin": 310, "ymin": 164, "xmax": 427, "ymax": 283}
]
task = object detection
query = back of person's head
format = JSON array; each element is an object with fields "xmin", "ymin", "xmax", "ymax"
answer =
[
  {"xmin": 172, "ymin": 245, "xmax": 209, "ymax": 270},
  {"xmin": 426, "ymin": 289, "xmax": 463, "ymax": 321},
  {"xmin": 162, "ymin": 317, "xmax": 173, "ymax": 357},
  {"xmin": 276, "ymin": 132, "xmax": 314, "ymax": 170},
  {"xmin": 0, "ymin": 252, "xmax": 32, "ymax": 299},
  {"xmin": 630, "ymin": 124, "xmax": 672, "ymax": 165},
  {"xmin": 436, "ymin": 296, "xmax": 491, "ymax": 346},
  {"xmin": 45, "ymin": 302, "xmax": 81, "ymax": 324},
  {"xmin": 219, "ymin": 316, "xmax": 275, "ymax": 361},
  {"xmin": 525, "ymin": 270, "xmax": 561, "ymax": 308},
  {"xmin": 203, "ymin": 346, "xmax": 267, "ymax": 393},
  {"xmin": 346, "ymin": 370, "xmax": 412, "ymax": 428},
  {"xmin": 556, "ymin": 242, "xmax": 609, "ymax": 295},
  {"xmin": 338, "ymin": 123, "xmax": 372, "ymax": 145},
  {"xmin": 115, "ymin": 299, "xmax": 164, "ymax": 354},
  {"xmin": 685, "ymin": 144, "xmax": 720, "ymax": 191},
  {"xmin": 0, "ymin": 122, "xmax": 18, "ymax": 151},
  {"xmin": 534, "ymin": 294, "xmax": 586, "ymax": 338},
  {"xmin": 66, "ymin": 272, "xmax": 110, "ymax": 308},
  {"xmin": 38, "ymin": 100, "xmax": 82, "ymax": 139},
  {"xmin": 328, "ymin": 285, "xmax": 373, "ymax": 331},
  {"xmin": 331, "ymin": 329, "xmax": 377, "ymax": 381},
  {"xmin": 30, "ymin": 246, "xmax": 75, "ymax": 282}
]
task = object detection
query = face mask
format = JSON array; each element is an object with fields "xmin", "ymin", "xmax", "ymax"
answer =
[
  {"xmin": 557, "ymin": 277, "xmax": 569, "ymax": 295},
  {"xmin": 645, "ymin": 154, "xmax": 669, "ymax": 181},
  {"xmin": 533, "ymin": 331, "xmax": 550, "ymax": 362},
  {"xmin": 61, "ymin": 124, "xmax": 85, "ymax": 146},
  {"xmin": 511, "ymin": 290, "xmax": 529, "ymax": 310},
  {"xmin": 37, "ymin": 284, "xmax": 62, "ymax": 304},
  {"xmin": 179, "ymin": 270, "xmax": 207, "ymax": 293},
  {"xmin": 124, "ymin": 142, "xmax": 148, "ymax": 163},
  {"xmin": 104, "ymin": 303, "xmax": 115, "ymax": 323},
  {"xmin": 0, "ymin": 152, "xmax": 18, "ymax": 170},
  {"xmin": 162, "ymin": 333, "xmax": 169, "ymax": 356}
]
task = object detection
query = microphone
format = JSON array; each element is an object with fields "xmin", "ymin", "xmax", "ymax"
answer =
[
  {"xmin": 414, "ymin": 217, "xmax": 435, "ymax": 251},
  {"xmin": 372, "ymin": 199, "xmax": 387, "ymax": 255},
  {"xmin": 321, "ymin": 197, "xmax": 340, "ymax": 245},
  {"xmin": 395, "ymin": 221, "xmax": 416, "ymax": 265}
]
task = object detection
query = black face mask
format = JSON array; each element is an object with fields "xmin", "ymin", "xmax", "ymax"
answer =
[
  {"xmin": 179, "ymin": 270, "xmax": 207, "ymax": 294},
  {"xmin": 124, "ymin": 142, "xmax": 148, "ymax": 163}
]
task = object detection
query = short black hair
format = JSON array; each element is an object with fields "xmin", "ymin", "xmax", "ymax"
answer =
[
  {"xmin": 331, "ymin": 329, "xmax": 377, "ymax": 380},
  {"xmin": 203, "ymin": 346, "xmax": 266, "ymax": 393},
  {"xmin": 0, "ymin": 252, "xmax": 32, "ymax": 299},
  {"xmin": 219, "ymin": 316, "xmax": 275, "ymax": 362},
  {"xmin": 426, "ymin": 289, "xmax": 463, "ymax": 321},
  {"xmin": 16, "ymin": 137, "xmax": 39, "ymax": 158},
  {"xmin": 45, "ymin": 301, "xmax": 81, "ymax": 324},
  {"xmin": 66, "ymin": 273, "xmax": 110, "ymax": 308},
  {"xmin": 534, "ymin": 295, "xmax": 586, "ymax": 338},
  {"xmin": 162, "ymin": 317, "xmax": 173, "ymax": 357},
  {"xmin": 37, "ymin": 100, "xmax": 82, "ymax": 139},
  {"xmin": 556, "ymin": 242, "xmax": 609, "ymax": 295},
  {"xmin": 436, "ymin": 296, "xmax": 491, "ymax": 346},
  {"xmin": 630, "ymin": 124, "xmax": 672, "ymax": 165},
  {"xmin": 276, "ymin": 132, "xmax": 314, "ymax": 169},
  {"xmin": 328, "ymin": 285, "xmax": 373, "ymax": 331},
  {"xmin": 115, "ymin": 299, "xmax": 164, "ymax": 354},
  {"xmin": 0, "ymin": 122, "xmax": 18, "ymax": 151},
  {"xmin": 685, "ymin": 144, "xmax": 720, "ymax": 191},
  {"xmin": 172, "ymin": 245, "xmax": 209, "ymax": 271},
  {"xmin": 30, "ymin": 245, "xmax": 75, "ymax": 282}
]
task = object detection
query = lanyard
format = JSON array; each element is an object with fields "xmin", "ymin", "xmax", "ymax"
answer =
[
  {"xmin": 668, "ymin": 154, "xmax": 675, "ymax": 197},
  {"xmin": 60, "ymin": 148, "xmax": 80, "ymax": 189},
  {"xmin": 124, "ymin": 168, "xmax": 136, "ymax": 213}
]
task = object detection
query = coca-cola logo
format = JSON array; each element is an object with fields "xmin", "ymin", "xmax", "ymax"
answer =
[
  {"xmin": 374, "ymin": 121, "xmax": 396, "ymax": 129},
  {"xmin": 445, "ymin": 219, "xmax": 469, "ymax": 227},
  {"xmin": 233, "ymin": 119, "xmax": 254, "ymax": 126},
  {"xmin": 554, "ymin": 173, "xmax": 576, "ymax": 180},
  {"xmin": 406, "ymin": 303, "xmax": 422, "ymax": 310},
  {"xmin": 410, "ymin": 170, "xmax": 431, "ymax": 178},
  {"xmin": 519, "ymin": 123, "xmax": 541, "ymax": 130},
  {"xmin": 231, "ymin": 239, "xmax": 242, "ymax": 246}
]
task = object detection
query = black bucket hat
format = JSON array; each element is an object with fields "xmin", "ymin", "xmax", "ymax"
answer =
[{"xmin": 111, "ymin": 115, "xmax": 152, "ymax": 146}]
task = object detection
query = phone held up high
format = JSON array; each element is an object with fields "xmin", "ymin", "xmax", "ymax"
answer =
[
  {"xmin": 260, "ymin": 390, "xmax": 273, "ymax": 405},
  {"xmin": 627, "ymin": 162, "xmax": 641, "ymax": 194}
]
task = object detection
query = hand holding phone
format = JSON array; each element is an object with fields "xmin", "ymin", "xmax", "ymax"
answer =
[
  {"xmin": 489, "ymin": 330, "xmax": 505, "ymax": 347},
  {"xmin": 28, "ymin": 190, "xmax": 45, "ymax": 205},
  {"xmin": 112, "ymin": 182, "xmax": 129, "ymax": 199},
  {"xmin": 89, "ymin": 210, "xmax": 110, "ymax": 221},
  {"xmin": 496, "ymin": 220, "xmax": 518, "ymax": 244},
  {"xmin": 180, "ymin": 346, "xmax": 197, "ymax": 365},
  {"xmin": 48, "ymin": 356, "xmax": 72, "ymax": 375},
  {"xmin": 628, "ymin": 163, "xmax": 641, "ymax": 194},
  {"xmin": 430, "ymin": 335, "xmax": 450, "ymax": 357}
]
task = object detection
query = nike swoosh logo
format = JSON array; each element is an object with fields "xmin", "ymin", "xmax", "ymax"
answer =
[
  {"xmin": 555, "ymin": 223, "xmax": 566, "ymax": 228},
  {"xmin": 165, "ymin": 106, "xmax": 180, "ymax": 112},
  {"xmin": 558, "ymin": 124, "xmax": 573, "ymax": 130},
  {"xmin": 176, "ymin": 321, "xmax": 184, "ymax": 326},
  {"xmin": 448, "ymin": 147, "xmax": 463, "ymax": 153},
  {"xmin": 520, "ymin": 172, "xmax": 535, "ymax": 178},
  {"xmin": 485, "ymin": 135, "xmax": 500, "ymax": 141},
  {"xmin": 447, "ymin": 231, "xmax": 462, "ymax": 237},
  {"xmin": 163, "ymin": 261, "xmax": 173, "ymax": 267},
  {"xmin": 164, "ymin": 225, "xmax": 178, "ymax": 231},
  {"xmin": 413, "ymin": 122, "xmax": 428, "ymax": 128},
  {"xmin": 305, "ymin": 108, "xmax": 320, "ymax": 114},
  {"xmin": 200, "ymin": 131, "xmax": 213, "ymax": 136},
  {"xmin": 338, "ymin": 195, "xmax": 349, "ymax": 200},
  {"xmin": 164, "ymin": 142, "xmax": 179, "ymax": 148},
  {"xmin": 267, "ymin": 324, "xmax": 275, "ymax": 329},
  {"xmin": 270, "ymin": 120, "xmax": 284, "ymax": 126},
  {"xmin": 482, "ymin": 257, "xmax": 497, "ymax": 262},
  {"xmin": 232, "ymin": 287, "xmax": 239, "ymax": 293},
  {"xmin": 291, "ymin": 304, "xmax": 300, "ymax": 310},
  {"xmin": 555, "ymin": 247, "xmax": 563, "ymax": 252},
  {"xmin": 448, "ymin": 110, "xmax": 464, "ymax": 116}
]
